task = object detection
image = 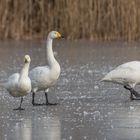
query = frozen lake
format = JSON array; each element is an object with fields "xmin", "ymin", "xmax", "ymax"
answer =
[{"xmin": 0, "ymin": 40, "xmax": 140, "ymax": 140}]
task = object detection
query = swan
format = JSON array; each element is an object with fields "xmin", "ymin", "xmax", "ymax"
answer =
[
  {"xmin": 2, "ymin": 55, "xmax": 31, "ymax": 110},
  {"xmin": 29, "ymin": 31, "xmax": 62, "ymax": 106},
  {"xmin": 102, "ymin": 61, "xmax": 140, "ymax": 100}
]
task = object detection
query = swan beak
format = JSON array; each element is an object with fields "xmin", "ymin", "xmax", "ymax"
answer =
[
  {"xmin": 24, "ymin": 59, "xmax": 28, "ymax": 63},
  {"xmin": 57, "ymin": 32, "xmax": 62, "ymax": 38}
]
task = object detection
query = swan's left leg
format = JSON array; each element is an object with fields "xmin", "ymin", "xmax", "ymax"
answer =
[
  {"xmin": 45, "ymin": 90, "xmax": 58, "ymax": 106},
  {"xmin": 124, "ymin": 85, "xmax": 140, "ymax": 100},
  {"xmin": 13, "ymin": 97, "xmax": 24, "ymax": 110},
  {"xmin": 130, "ymin": 88, "xmax": 140, "ymax": 100},
  {"xmin": 32, "ymin": 91, "xmax": 44, "ymax": 106}
]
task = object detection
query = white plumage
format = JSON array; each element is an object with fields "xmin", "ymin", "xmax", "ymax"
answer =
[
  {"xmin": 29, "ymin": 31, "xmax": 62, "ymax": 105},
  {"xmin": 102, "ymin": 61, "xmax": 140, "ymax": 100},
  {"xmin": 4, "ymin": 55, "xmax": 31, "ymax": 110}
]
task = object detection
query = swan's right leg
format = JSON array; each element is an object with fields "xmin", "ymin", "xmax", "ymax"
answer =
[{"xmin": 44, "ymin": 92, "xmax": 58, "ymax": 105}]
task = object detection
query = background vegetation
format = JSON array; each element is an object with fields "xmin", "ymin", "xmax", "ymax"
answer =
[{"xmin": 0, "ymin": 0, "xmax": 140, "ymax": 40}]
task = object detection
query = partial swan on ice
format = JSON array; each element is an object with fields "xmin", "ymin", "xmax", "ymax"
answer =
[
  {"xmin": 3, "ymin": 55, "xmax": 31, "ymax": 110},
  {"xmin": 102, "ymin": 61, "xmax": 140, "ymax": 100},
  {"xmin": 29, "ymin": 31, "xmax": 63, "ymax": 106}
]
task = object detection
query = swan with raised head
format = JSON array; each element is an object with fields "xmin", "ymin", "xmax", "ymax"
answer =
[
  {"xmin": 29, "ymin": 31, "xmax": 62, "ymax": 106},
  {"xmin": 102, "ymin": 61, "xmax": 140, "ymax": 100},
  {"xmin": 3, "ymin": 55, "xmax": 31, "ymax": 110}
]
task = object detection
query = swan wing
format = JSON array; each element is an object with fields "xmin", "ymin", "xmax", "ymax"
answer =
[
  {"xmin": 29, "ymin": 66, "xmax": 50, "ymax": 88},
  {"xmin": 6, "ymin": 73, "xmax": 19, "ymax": 93}
]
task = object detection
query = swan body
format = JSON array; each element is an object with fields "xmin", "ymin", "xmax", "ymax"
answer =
[
  {"xmin": 29, "ymin": 65, "xmax": 60, "ymax": 91},
  {"xmin": 102, "ymin": 61, "xmax": 140, "ymax": 87},
  {"xmin": 29, "ymin": 31, "xmax": 62, "ymax": 105},
  {"xmin": 4, "ymin": 55, "xmax": 31, "ymax": 110},
  {"xmin": 102, "ymin": 61, "xmax": 140, "ymax": 100}
]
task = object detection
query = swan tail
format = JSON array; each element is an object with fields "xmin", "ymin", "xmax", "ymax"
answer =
[{"xmin": 100, "ymin": 76, "xmax": 111, "ymax": 82}]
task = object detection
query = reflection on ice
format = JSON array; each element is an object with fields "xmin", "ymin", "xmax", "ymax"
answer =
[{"xmin": 0, "ymin": 108, "xmax": 61, "ymax": 140}]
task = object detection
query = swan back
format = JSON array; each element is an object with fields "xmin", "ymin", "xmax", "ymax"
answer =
[{"xmin": 102, "ymin": 61, "xmax": 140, "ymax": 86}]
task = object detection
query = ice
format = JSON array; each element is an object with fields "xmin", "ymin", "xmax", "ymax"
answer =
[
  {"xmin": 88, "ymin": 70, "xmax": 93, "ymax": 74},
  {"xmin": 84, "ymin": 136, "xmax": 87, "ymax": 139},
  {"xmin": 92, "ymin": 111, "xmax": 103, "ymax": 120},
  {"xmin": 69, "ymin": 136, "xmax": 72, "ymax": 140},
  {"xmin": 94, "ymin": 85, "xmax": 99, "ymax": 90},
  {"xmin": 0, "ymin": 41, "xmax": 140, "ymax": 140},
  {"xmin": 111, "ymin": 125, "xmax": 114, "ymax": 129},
  {"xmin": 83, "ymin": 111, "xmax": 88, "ymax": 116},
  {"xmin": 130, "ymin": 106, "xmax": 134, "ymax": 110}
]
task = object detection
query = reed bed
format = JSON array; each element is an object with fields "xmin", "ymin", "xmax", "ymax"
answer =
[{"xmin": 0, "ymin": 0, "xmax": 140, "ymax": 40}]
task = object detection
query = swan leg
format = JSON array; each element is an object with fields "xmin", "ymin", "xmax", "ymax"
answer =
[
  {"xmin": 130, "ymin": 90, "xmax": 140, "ymax": 100},
  {"xmin": 45, "ymin": 92, "xmax": 58, "ymax": 106},
  {"xmin": 32, "ymin": 91, "xmax": 58, "ymax": 106},
  {"xmin": 130, "ymin": 92, "xmax": 134, "ymax": 100},
  {"xmin": 124, "ymin": 85, "xmax": 140, "ymax": 100},
  {"xmin": 13, "ymin": 97, "xmax": 24, "ymax": 110},
  {"xmin": 32, "ymin": 92, "xmax": 44, "ymax": 106},
  {"xmin": 32, "ymin": 92, "xmax": 36, "ymax": 105}
]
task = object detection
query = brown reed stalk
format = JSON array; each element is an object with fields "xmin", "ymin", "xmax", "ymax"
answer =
[{"xmin": 0, "ymin": 0, "xmax": 140, "ymax": 40}]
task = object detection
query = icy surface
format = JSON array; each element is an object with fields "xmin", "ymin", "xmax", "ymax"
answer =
[{"xmin": 0, "ymin": 40, "xmax": 140, "ymax": 139}]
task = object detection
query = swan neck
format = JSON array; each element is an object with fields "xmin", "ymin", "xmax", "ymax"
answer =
[
  {"xmin": 19, "ymin": 62, "xmax": 30, "ymax": 80},
  {"xmin": 46, "ymin": 37, "xmax": 57, "ymax": 66}
]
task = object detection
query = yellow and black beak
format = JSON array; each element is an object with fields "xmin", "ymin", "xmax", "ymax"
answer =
[{"xmin": 56, "ymin": 32, "xmax": 64, "ymax": 38}]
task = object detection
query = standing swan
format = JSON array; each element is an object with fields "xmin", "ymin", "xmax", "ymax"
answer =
[
  {"xmin": 29, "ymin": 31, "xmax": 62, "ymax": 106},
  {"xmin": 102, "ymin": 61, "xmax": 140, "ymax": 100},
  {"xmin": 3, "ymin": 55, "xmax": 31, "ymax": 110}
]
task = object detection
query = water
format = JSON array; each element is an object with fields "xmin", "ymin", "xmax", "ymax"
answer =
[{"xmin": 0, "ymin": 40, "xmax": 140, "ymax": 140}]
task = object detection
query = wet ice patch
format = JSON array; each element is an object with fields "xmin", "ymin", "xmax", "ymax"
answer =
[
  {"xmin": 94, "ymin": 85, "xmax": 99, "ymax": 90},
  {"xmin": 129, "ymin": 106, "xmax": 135, "ymax": 110},
  {"xmin": 83, "ymin": 110, "xmax": 103, "ymax": 121}
]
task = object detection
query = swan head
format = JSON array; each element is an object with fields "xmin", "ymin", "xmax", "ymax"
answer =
[
  {"xmin": 24, "ymin": 55, "xmax": 31, "ymax": 63},
  {"xmin": 48, "ymin": 31, "xmax": 62, "ymax": 39}
]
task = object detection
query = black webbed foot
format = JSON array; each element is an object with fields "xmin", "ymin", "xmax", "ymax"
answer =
[
  {"xmin": 46, "ymin": 102, "xmax": 58, "ymax": 106},
  {"xmin": 13, "ymin": 107, "xmax": 25, "ymax": 111},
  {"xmin": 33, "ymin": 103, "xmax": 46, "ymax": 106}
]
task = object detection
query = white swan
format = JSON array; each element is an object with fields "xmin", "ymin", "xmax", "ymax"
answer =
[
  {"xmin": 3, "ymin": 55, "xmax": 31, "ymax": 110},
  {"xmin": 102, "ymin": 61, "xmax": 140, "ymax": 100},
  {"xmin": 29, "ymin": 31, "xmax": 62, "ymax": 106}
]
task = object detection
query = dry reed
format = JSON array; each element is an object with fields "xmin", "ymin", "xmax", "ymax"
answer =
[{"xmin": 0, "ymin": 0, "xmax": 140, "ymax": 40}]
